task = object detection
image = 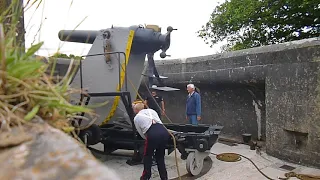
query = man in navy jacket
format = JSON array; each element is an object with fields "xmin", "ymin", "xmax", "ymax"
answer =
[{"xmin": 186, "ymin": 84, "xmax": 201, "ymax": 125}]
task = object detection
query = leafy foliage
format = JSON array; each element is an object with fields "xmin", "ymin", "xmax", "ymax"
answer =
[
  {"xmin": 197, "ymin": 0, "xmax": 320, "ymax": 51},
  {"xmin": 51, "ymin": 52, "xmax": 83, "ymax": 60},
  {"xmin": 0, "ymin": 0, "xmax": 93, "ymax": 134}
]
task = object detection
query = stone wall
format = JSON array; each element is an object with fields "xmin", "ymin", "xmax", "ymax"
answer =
[
  {"xmin": 266, "ymin": 61, "xmax": 320, "ymax": 167},
  {"xmin": 140, "ymin": 38, "xmax": 320, "ymax": 167},
  {"xmin": 139, "ymin": 83, "xmax": 266, "ymax": 140},
  {"xmin": 0, "ymin": 120, "xmax": 121, "ymax": 180}
]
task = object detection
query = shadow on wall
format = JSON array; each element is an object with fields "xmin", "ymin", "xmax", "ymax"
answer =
[{"xmin": 139, "ymin": 82, "xmax": 266, "ymax": 140}]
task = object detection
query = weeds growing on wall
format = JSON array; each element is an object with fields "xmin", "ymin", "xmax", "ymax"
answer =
[{"xmin": 0, "ymin": 0, "xmax": 95, "ymax": 135}]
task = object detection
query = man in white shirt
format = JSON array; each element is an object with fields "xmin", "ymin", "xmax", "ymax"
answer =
[{"xmin": 133, "ymin": 102, "xmax": 169, "ymax": 180}]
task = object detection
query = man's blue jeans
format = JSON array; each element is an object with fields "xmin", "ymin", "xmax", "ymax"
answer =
[{"xmin": 187, "ymin": 115, "xmax": 198, "ymax": 125}]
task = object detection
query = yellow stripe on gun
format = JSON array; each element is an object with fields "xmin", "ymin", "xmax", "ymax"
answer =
[{"xmin": 101, "ymin": 30, "xmax": 135, "ymax": 126}]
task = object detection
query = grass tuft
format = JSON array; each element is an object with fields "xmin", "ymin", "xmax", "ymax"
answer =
[{"xmin": 0, "ymin": 0, "xmax": 95, "ymax": 135}]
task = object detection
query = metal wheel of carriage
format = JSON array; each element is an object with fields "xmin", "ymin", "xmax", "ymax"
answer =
[{"xmin": 186, "ymin": 152, "xmax": 204, "ymax": 176}]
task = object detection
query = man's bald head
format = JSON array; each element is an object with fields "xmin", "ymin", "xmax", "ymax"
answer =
[{"xmin": 133, "ymin": 102, "xmax": 145, "ymax": 114}]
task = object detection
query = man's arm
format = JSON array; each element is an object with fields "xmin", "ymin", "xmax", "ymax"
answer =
[
  {"xmin": 195, "ymin": 93, "xmax": 201, "ymax": 120},
  {"xmin": 185, "ymin": 97, "xmax": 188, "ymax": 120},
  {"xmin": 160, "ymin": 97, "xmax": 165, "ymax": 114},
  {"xmin": 144, "ymin": 97, "xmax": 148, "ymax": 108}
]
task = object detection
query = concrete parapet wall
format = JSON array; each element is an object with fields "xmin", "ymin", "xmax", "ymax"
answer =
[
  {"xmin": 265, "ymin": 61, "xmax": 320, "ymax": 167},
  {"xmin": 153, "ymin": 38, "xmax": 320, "ymax": 84},
  {"xmin": 140, "ymin": 37, "xmax": 320, "ymax": 167},
  {"xmin": 138, "ymin": 83, "xmax": 266, "ymax": 141}
]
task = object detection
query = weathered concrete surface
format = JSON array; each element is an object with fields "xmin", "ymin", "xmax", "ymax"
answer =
[
  {"xmin": 139, "ymin": 83, "xmax": 266, "ymax": 140},
  {"xmin": 139, "ymin": 37, "xmax": 320, "ymax": 167},
  {"xmin": 266, "ymin": 61, "xmax": 320, "ymax": 168},
  {"xmin": 0, "ymin": 121, "xmax": 120, "ymax": 180},
  {"xmin": 139, "ymin": 38, "xmax": 320, "ymax": 139},
  {"xmin": 93, "ymin": 143, "xmax": 320, "ymax": 180}
]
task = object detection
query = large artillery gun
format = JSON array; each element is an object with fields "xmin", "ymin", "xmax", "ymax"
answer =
[
  {"xmin": 58, "ymin": 25, "xmax": 179, "ymax": 128},
  {"xmin": 57, "ymin": 24, "xmax": 223, "ymax": 176}
]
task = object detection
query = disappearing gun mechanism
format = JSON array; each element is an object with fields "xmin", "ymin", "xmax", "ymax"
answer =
[
  {"xmin": 58, "ymin": 25, "xmax": 179, "ymax": 126},
  {"xmin": 57, "ymin": 25, "xmax": 223, "ymax": 177},
  {"xmin": 59, "ymin": 25, "xmax": 177, "ymax": 89}
]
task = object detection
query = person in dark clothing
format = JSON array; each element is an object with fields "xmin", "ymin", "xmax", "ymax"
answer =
[
  {"xmin": 144, "ymin": 90, "xmax": 165, "ymax": 118},
  {"xmin": 133, "ymin": 103, "xmax": 169, "ymax": 180}
]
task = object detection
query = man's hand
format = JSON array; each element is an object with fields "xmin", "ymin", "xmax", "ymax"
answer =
[
  {"xmin": 162, "ymin": 109, "xmax": 165, "ymax": 115},
  {"xmin": 197, "ymin": 116, "xmax": 201, "ymax": 121}
]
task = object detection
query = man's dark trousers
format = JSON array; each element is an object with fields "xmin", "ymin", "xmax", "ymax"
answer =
[{"xmin": 141, "ymin": 123, "xmax": 169, "ymax": 180}]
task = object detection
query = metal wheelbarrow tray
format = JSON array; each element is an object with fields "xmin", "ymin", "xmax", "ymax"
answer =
[{"xmin": 165, "ymin": 123, "xmax": 223, "ymax": 176}]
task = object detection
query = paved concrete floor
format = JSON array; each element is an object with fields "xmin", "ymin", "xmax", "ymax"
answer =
[{"xmin": 92, "ymin": 143, "xmax": 320, "ymax": 180}]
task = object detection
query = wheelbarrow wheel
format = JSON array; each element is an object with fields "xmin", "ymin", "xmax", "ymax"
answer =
[
  {"xmin": 79, "ymin": 124, "xmax": 101, "ymax": 146},
  {"xmin": 186, "ymin": 152, "xmax": 204, "ymax": 176}
]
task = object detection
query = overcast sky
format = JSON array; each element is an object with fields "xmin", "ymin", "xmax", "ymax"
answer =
[{"xmin": 24, "ymin": 0, "xmax": 225, "ymax": 60}]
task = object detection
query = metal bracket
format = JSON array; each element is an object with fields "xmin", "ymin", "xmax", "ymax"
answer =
[
  {"xmin": 102, "ymin": 30, "xmax": 113, "ymax": 69},
  {"xmin": 147, "ymin": 53, "xmax": 164, "ymax": 88}
]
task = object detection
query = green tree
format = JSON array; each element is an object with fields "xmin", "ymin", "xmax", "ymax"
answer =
[
  {"xmin": 197, "ymin": 0, "xmax": 320, "ymax": 51},
  {"xmin": 51, "ymin": 52, "xmax": 83, "ymax": 60}
]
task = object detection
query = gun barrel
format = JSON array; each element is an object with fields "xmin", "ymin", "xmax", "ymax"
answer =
[
  {"xmin": 58, "ymin": 30, "xmax": 98, "ymax": 44},
  {"xmin": 58, "ymin": 26, "xmax": 172, "ymax": 54}
]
